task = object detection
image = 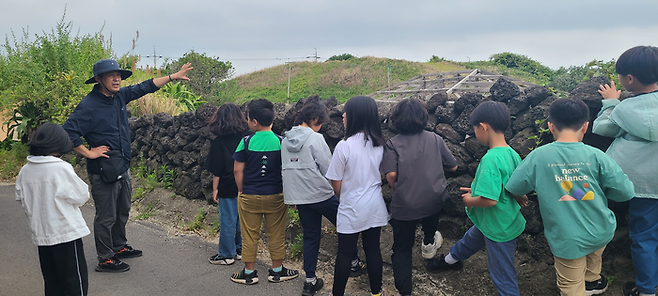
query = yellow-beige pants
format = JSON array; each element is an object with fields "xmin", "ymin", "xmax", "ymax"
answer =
[
  {"xmin": 553, "ymin": 247, "xmax": 605, "ymax": 296},
  {"xmin": 238, "ymin": 193, "xmax": 286, "ymax": 263}
]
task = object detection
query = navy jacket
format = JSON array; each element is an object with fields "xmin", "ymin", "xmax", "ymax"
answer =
[{"xmin": 63, "ymin": 79, "xmax": 159, "ymax": 174}]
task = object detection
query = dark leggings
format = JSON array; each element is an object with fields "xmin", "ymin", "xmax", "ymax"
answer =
[{"xmin": 332, "ymin": 227, "xmax": 383, "ymax": 296}]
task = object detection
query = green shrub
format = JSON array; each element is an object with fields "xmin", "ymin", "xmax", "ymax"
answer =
[
  {"xmin": 327, "ymin": 53, "xmax": 354, "ymax": 61},
  {"xmin": 0, "ymin": 12, "xmax": 109, "ymax": 140}
]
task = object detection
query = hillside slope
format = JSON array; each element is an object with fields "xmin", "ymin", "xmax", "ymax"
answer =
[{"xmin": 214, "ymin": 57, "xmax": 465, "ymax": 104}]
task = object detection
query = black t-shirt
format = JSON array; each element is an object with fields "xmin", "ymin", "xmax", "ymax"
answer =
[{"xmin": 203, "ymin": 131, "xmax": 251, "ymax": 198}]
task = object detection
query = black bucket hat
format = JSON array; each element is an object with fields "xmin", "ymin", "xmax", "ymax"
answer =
[{"xmin": 85, "ymin": 59, "xmax": 133, "ymax": 84}]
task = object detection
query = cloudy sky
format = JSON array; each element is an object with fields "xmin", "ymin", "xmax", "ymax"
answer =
[{"xmin": 2, "ymin": 0, "xmax": 657, "ymax": 76}]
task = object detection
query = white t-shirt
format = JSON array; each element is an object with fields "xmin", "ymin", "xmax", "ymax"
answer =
[{"xmin": 326, "ymin": 133, "xmax": 388, "ymax": 234}]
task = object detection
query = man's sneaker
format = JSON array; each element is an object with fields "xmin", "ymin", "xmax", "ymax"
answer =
[
  {"xmin": 622, "ymin": 281, "xmax": 640, "ymax": 296},
  {"xmin": 349, "ymin": 259, "xmax": 367, "ymax": 277},
  {"xmin": 421, "ymin": 231, "xmax": 443, "ymax": 259},
  {"xmin": 208, "ymin": 254, "xmax": 235, "ymax": 265},
  {"xmin": 236, "ymin": 248, "xmax": 242, "ymax": 260},
  {"xmin": 268, "ymin": 266, "xmax": 299, "ymax": 283},
  {"xmin": 302, "ymin": 277, "xmax": 324, "ymax": 296},
  {"xmin": 585, "ymin": 275, "xmax": 608, "ymax": 295},
  {"xmin": 95, "ymin": 257, "xmax": 130, "ymax": 273},
  {"xmin": 114, "ymin": 244, "xmax": 142, "ymax": 259},
  {"xmin": 231, "ymin": 269, "xmax": 258, "ymax": 285},
  {"xmin": 426, "ymin": 254, "xmax": 463, "ymax": 273}
]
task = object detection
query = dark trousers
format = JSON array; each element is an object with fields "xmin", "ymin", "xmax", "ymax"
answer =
[
  {"xmin": 390, "ymin": 211, "xmax": 441, "ymax": 295},
  {"xmin": 90, "ymin": 171, "xmax": 132, "ymax": 261},
  {"xmin": 38, "ymin": 238, "xmax": 88, "ymax": 296},
  {"xmin": 332, "ymin": 227, "xmax": 383, "ymax": 296},
  {"xmin": 297, "ymin": 196, "xmax": 359, "ymax": 279}
]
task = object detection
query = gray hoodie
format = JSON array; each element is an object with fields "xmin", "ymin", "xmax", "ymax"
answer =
[{"xmin": 282, "ymin": 126, "xmax": 335, "ymax": 205}]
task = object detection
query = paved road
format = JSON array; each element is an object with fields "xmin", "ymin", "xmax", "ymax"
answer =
[{"xmin": 0, "ymin": 184, "xmax": 304, "ymax": 296}]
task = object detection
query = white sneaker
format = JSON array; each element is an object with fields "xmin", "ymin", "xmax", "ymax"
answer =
[{"xmin": 421, "ymin": 231, "xmax": 443, "ymax": 259}]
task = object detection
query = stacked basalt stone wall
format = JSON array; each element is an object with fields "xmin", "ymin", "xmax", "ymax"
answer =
[{"xmin": 128, "ymin": 76, "xmax": 619, "ymax": 250}]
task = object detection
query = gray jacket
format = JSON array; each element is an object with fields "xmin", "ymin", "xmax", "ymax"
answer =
[{"xmin": 282, "ymin": 126, "xmax": 335, "ymax": 205}]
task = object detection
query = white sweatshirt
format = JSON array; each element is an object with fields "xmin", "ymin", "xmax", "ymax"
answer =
[{"xmin": 16, "ymin": 156, "xmax": 90, "ymax": 246}]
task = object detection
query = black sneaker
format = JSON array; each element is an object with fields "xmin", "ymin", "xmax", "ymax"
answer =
[
  {"xmin": 114, "ymin": 244, "xmax": 142, "ymax": 259},
  {"xmin": 349, "ymin": 259, "xmax": 367, "ymax": 278},
  {"xmin": 268, "ymin": 265, "xmax": 299, "ymax": 283},
  {"xmin": 585, "ymin": 275, "xmax": 608, "ymax": 295},
  {"xmin": 208, "ymin": 254, "xmax": 235, "ymax": 265},
  {"xmin": 302, "ymin": 277, "xmax": 324, "ymax": 296},
  {"xmin": 95, "ymin": 257, "xmax": 130, "ymax": 273},
  {"xmin": 622, "ymin": 281, "xmax": 640, "ymax": 296},
  {"xmin": 426, "ymin": 254, "xmax": 463, "ymax": 273},
  {"xmin": 231, "ymin": 269, "xmax": 258, "ymax": 285}
]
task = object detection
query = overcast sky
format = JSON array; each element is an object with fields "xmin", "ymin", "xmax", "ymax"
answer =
[{"xmin": 2, "ymin": 0, "xmax": 657, "ymax": 76}]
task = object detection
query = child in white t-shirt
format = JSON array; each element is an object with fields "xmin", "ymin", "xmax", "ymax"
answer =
[
  {"xmin": 16, "ymin": 123, "xmax": 91, "ymax": 295},
  {"xmin": 326, "ymin": 96, "xmax": 388, "ymax": 296}
]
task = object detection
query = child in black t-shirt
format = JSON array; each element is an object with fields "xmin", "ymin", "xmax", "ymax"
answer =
[{"xmin": 204, "ymin": 103, "xmax": 251, "ymax": 265}]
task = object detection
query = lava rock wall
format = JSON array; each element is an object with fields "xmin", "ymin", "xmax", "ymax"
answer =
[{"xmin": 128, "ymin": 76, "xmax": 616, "ymax": 237}]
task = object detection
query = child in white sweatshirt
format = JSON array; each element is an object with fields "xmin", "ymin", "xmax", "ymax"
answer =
[{"xmin": 16, "ymin": 123, "xmax": 91, "ymax": 296}]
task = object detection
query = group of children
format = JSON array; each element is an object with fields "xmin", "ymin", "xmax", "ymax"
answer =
[{"xmin": 15, "ymin": 45, "xmax": 658, "ymax": 296}]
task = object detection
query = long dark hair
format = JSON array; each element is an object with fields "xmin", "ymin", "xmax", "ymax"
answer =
[
  {"xmin": 344, "ymin": 96, "xmax": 384, "ymax": 147},
  {"xmin": 294, "ymin": 95, "xmax": 329, "ymax": 126},
  {"xmin": 208, "ymin": 103, "xmax": 249, "ymax": 136}
]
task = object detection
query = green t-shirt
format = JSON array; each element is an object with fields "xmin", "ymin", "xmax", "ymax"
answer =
[
  {"xmin": 468, "ymin": 146, "xmax": 526, "ymax": 243},
  {"xmin": 233, "ymin": 131, "xmax": 283, "ymax": 195},
  {"xmin": 505, "ymin": 142, "xmax": 635, "ymax": 259}
]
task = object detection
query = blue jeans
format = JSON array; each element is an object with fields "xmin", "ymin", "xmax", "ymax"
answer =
[
  {"xmin": 450, "ymin": 226, "xmax": 520, "ymax": 296},
  {"xmin": 297, "ymin": 196, "xmax": 359, "ymax": 279},
  {"xmin": 217, "ymin": 197, "xmax": 241, "ymax": 258},
  {"xmin": 629, "ymin": 197, "xmax": 658, "ymax": 294}
]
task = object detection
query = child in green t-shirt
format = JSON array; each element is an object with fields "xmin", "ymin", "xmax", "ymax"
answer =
[
  {"xmin": 426, "ymin": 101, "xmax": 526, "ymax": 296},
  {"xmin": 230, "ymin": 99, "xmax": 299, "ymax": 285},
  {"xmin": 506, "ymin": 98, "xmax": 635, "ymax": 296}
]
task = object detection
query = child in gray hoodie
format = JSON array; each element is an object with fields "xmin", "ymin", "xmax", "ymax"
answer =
[{"xmin": 282, "ymin": 96, "xmax": 365, "ymax": 296}]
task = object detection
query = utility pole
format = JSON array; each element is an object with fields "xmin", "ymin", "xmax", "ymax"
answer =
[
  {"xmin": 146, "ymin": 47, "xmax": 163, "ymax": 71},
  {"xmin": 286, "ymin": 62, "xmax": 292, "ymax": 103}
]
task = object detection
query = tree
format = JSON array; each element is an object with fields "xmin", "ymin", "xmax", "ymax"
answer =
[{"xmin": 163, "ymin": 51, "xmax": 233, "ymax": 101}]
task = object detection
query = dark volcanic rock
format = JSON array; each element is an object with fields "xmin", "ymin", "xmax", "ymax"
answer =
[
  {"xmin": 426, "ymin": 92, "xmax": 448, "ymax": 112},
  {"xmin": 508, "ymin": 95, "xmax": 529, "ymax": 115},
  {"xmin": 435, "ymin": 124, "xmax": 462, "ymax": 144},
  {"xmin": 195, "ymin": 103, "xmax": 217, "ymax": 123},
  {"xmin": 568, "ymin": 76, "xmax": 609, "ymax": 112},
  {"xmin": 509, "ymin": 127, "xmax": 537, "ymax": 159},
  {"xmin": 445, "ymin": 142, "xmax": 473, "ymax": 176},
  {"xmin": 452, "ymin": 105, "xmax": 475, "ymax": 136},
  {"xmin": 525, "ymin": 86, "xmax": 552, "ymax": 107},
  {"xmin": 464, "ymin": 136, "xmax": 487, "ymax": 160},
  {"xmin": 521, "ymin": 200, "xmax": 543, "ymax": 235},
  {"xmin": 443, "ymin": 174, "xmax": 474, "ymax": 217},
  {"xmin": 453, "ymin": 93, "xmax": 483, "ymax": 113},
  {"xmin": 435, "ymin": 104, "xmax": 456, "ymax": 124},
  {"xmin": 490, "ymin": 78, "xmax": 521, "ymax": 103}
]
